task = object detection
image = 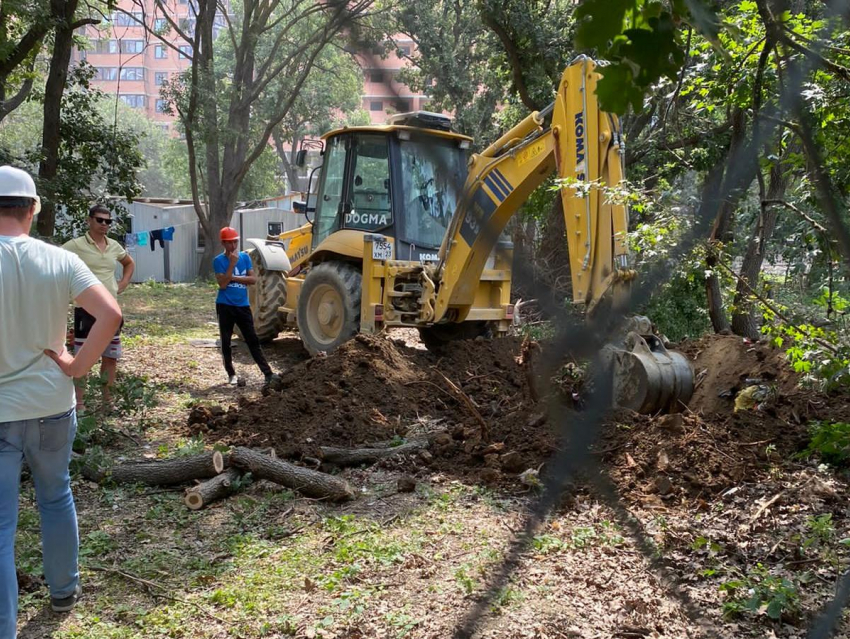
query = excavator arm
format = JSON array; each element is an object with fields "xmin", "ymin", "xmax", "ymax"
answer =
[
  {"xmin": 432, "ymin": 57, "xmax": 633, "ymax": 322},
  {"xmin": 429, "ymin": 56, "xmax": 693, "ymax": 413}
]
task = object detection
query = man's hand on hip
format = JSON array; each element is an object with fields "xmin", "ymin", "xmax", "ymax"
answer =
[{"xmin": 43, "ymin": 347, "xmax": 82, "ymax": 378}]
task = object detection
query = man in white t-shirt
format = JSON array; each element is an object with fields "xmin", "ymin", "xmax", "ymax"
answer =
[{"xmin": 0, "ymin": 166, "xmax": 121, "ymax": 636}]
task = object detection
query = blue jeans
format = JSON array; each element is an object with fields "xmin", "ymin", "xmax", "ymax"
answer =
[{"xmin": 0, "ymin": 409, "xmax": 79, "ymax": 638}]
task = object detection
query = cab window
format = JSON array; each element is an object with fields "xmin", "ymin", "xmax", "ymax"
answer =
[{"xmin": 345, "ymin": 135, "xmax": 392, "ymax": 232}]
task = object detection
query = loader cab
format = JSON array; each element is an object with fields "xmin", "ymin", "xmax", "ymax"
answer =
[{"xmin": 309, "ymin": 113, "xmax": 472, "ymax": 263}]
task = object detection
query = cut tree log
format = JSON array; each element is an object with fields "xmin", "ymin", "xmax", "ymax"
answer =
[
  {"xmin": 319, "ymin": 439, "xmax": 430, "ymax": 467},
  {"xmin": 110, "ymin": 451, "xmax": 226, "ymax": 486},
  {"xmin": 229, "ymin": 447, "xmax": 355, "ymax": 501},
  {"xmin": 185, "ymin": 468, "xmax": 241, "ymax": 510}
]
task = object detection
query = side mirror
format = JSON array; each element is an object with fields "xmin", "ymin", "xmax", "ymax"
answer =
[
  {"xmin": 295, "ymin": 149, "xmax": 308, "ymax": 168},
  {"xmin": 293, "ymin": 201, "xmax": 306, "ymax": 214}
]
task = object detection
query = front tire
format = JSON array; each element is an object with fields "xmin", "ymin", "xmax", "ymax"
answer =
[{"xmin": 296, "ymin": 261, "xmax": 362, "ymax": 355}]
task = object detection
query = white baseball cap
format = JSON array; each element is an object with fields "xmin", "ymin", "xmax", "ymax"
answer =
[{"xmin": 0, "ymin": 166, "xmax": 41, "ymax": 215}]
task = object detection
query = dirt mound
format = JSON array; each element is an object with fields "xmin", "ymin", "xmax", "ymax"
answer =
[
  {"xmin": 188, "ymin": 334, "xmax": 553, "ymax": 478},
  {"xmin": 603, "ymin": 334, "xmax": 850, "ymax": 500},
  {"xmin": 187, "ymin": 330, "xmax": 849, "ymax": 492},
  {"xmin": 685, "ymin": 334, "xmax": 800, "ymax": 415}
]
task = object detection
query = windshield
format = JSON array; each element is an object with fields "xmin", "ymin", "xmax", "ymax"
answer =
[{"xmin": 399, "ymin": 137, "xmax": 467, "ymax": 249}]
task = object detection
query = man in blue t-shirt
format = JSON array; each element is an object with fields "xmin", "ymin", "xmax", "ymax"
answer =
[{"xmin": 213, "ymin": 226, "xmax": 277, "ymax": 386}]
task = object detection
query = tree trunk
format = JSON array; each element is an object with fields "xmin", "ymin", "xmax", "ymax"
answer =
[
  {"xmin": 704, "ymin": 109, "xmax": 749, "ymax": 333},
  {"xmin": 731, "ymin": 161, "xmax": 789, "ymax": 339},
  {"xmin": 319, "ymin": 439, "xmax": 430, "ymax": 467},
  {"xmin": 110, "ymin": 451, "xmax": 226, "ymax": 486},
  {"xmin": 35, "ymin": 0, "xmax": 79, "ymax": 237},
  {"xmin": 273, "ymin": 129, "xmax": 302, "ymax": 192},
  {"xmin": 185, "ymin": 468, "xmax": 240, "ymax": 510},
  {"xmin": 229, "ymin": 446, "xmax": 355, "ymax": 501}
]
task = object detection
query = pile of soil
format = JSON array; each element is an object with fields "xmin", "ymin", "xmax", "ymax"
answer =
[
  {"xmin": 188, "ymin": 334, "xmax": 553, "ymax": 479},
  {"xmin": 186, "ymin": 330, "xmax": 848, "ymax": 490},
  {"xmin": 603, "ymin": 334, "xmax": 850, "ymax": 500}
]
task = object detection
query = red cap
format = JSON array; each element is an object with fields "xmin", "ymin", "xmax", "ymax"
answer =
[{"xmin": 219, "ymin": 227, "xmax": 239, "ymax": 241}]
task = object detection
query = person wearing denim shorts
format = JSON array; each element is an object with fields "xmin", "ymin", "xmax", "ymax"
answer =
[{"xmin": 0, "ymin": 167, "xmax": 122, "ymax": 636}]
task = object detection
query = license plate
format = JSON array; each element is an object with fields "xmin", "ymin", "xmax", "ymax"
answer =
[{"xmin": 372, "ymin": 238, "xmax": 392, "ymax": 261}]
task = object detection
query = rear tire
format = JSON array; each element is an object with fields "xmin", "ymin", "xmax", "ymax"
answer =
[
  {"xmin": 419, "ymin": 321, "xmax": 492, "ymax": 352},
  {"xmin": 243, "ymin": 249, "xmax": 287, "ymax": 343},
  {"xmin": 297, "ymin": 261, "xmax": 362, "ymax": 355}
]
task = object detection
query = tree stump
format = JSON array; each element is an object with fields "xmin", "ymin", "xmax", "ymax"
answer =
[
  {"xmin": 110, "ymin": 451, "xmax": 226, "ymax": 486},
  {"xmin": 319, "ymin": 439, "xmax": 430, "ymax": 467},
  {"xmin": 229, "ymin": 447, "xmax": 355, "ymax": 501},
  {"xmin": 185, "ymin": 468, "xmax": 241, "ymax": 510}
]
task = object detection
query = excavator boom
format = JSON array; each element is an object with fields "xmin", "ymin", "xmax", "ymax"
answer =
[
  {"xmin": 429, "ymin": 56, "xmax": 693, "ymax": 413},
  {"xmin": 434, "ymin": 57, "xmax": 632, "ymax": 321}
]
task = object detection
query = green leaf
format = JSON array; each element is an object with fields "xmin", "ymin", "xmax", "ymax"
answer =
[
  {"xmin": 595, "ymin": 63, "xmax": 645, "ymax": 114},
  {"xmin": 575, "ymin": 0, "xmax": 635, "ymax": 49},
  {"xmin": 766, "ymin": 599, "xmax": 783, "ymax": 620}
]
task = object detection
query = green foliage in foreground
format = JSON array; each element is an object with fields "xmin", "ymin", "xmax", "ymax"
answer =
[{"xmin": 802, "ymin": 421, "xmax": 850, "ymax": 467}]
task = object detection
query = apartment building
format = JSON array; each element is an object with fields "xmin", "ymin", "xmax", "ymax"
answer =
[
  {"xmin": 358, "ymin": 38, "xmax": 430, "ymax": 124},
  {"xmin": 73, "ymin": 2, "xmax": 427, "ymax": 129},
  {"xmin": 71, "ymin": 0, "xmax": 203, "ymax": 129}
]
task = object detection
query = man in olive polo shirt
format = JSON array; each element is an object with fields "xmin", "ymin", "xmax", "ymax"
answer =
[{"xmin": 63, "ymin": 205, "xmax": 135, "ymax": 407}]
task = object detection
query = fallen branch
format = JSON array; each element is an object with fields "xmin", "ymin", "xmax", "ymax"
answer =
[
  {"xmin": 185, "ymin": 468, "xmax": 241, "ymax": 510},
  {"xmin": 110, "ymin": 451, "xmax": 226, "ymax": 486},
  {"xmin": 319, "ymin": 439, "xmax": 430, "ymax": 467},
  {"xmin": 229, "ymin": 447, "xmax": 355, "ymax": 502},
  {"xmin": 87, "ymin": 564, "xmax": 229, "ymax": 624},
  {"xmin": 432, "ymin": 369, "xmax": 489, "ymax": 436}
]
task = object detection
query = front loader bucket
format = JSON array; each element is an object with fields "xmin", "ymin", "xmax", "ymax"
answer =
[{"xmin": 609, "ymin": 332, "xmax": 694, "ymax": 414}]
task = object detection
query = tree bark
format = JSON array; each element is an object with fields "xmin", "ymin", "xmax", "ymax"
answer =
[
  {"xmin": 229, "ymin": 446, "xmax": 355, "ymax": 501},
  {"xmin": 35, "ymin": 0, "xmax": 80, "ymax": 237},
  {"xmin": 110, "ymin": 451, "xmax": 226, "ymax": 486},
  {"xmin": 731, "ymin": 160, "xmax": 789, "ymax": 339},
  {"xmin": 319, "ymin": 439, "xmax": 430, "ymax": 467},
  {"xmin": 185, "ymin": 468, "xmax": 240, "ymax": 510},
  {"xmin": 704, "ymin": 109, "xmax": 749, "ymax": 333}
]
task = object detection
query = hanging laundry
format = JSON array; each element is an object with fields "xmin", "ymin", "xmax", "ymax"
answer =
[
  {"xmin": 136, "ymin": 232, "xmax": 149, "ymax": 247},
  {"xmin": 162, "ymin": 226, "xmax": 175, "ymax": 241},
  {"xmin": 125, "ymin": 233, "xmax": 137, "ymax": 248},
  {"xmin": 150, "ymin": 229, "xmax": 165, "ymax": 251}
]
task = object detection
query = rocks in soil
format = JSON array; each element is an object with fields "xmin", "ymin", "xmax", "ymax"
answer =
[{"xmin": 397, "ymin": 476, "xmax": 417, "ymax": 493}]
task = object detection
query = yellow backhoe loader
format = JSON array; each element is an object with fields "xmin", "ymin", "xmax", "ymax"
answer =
[{"xmin": 243, "ymin": 56, "xmax": 693, "ymax": 413}]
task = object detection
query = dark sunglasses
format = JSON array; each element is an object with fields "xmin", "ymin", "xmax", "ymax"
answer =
[{"xmin": 94, "ymin": 217, "xmax": 113, "ymax": 226}]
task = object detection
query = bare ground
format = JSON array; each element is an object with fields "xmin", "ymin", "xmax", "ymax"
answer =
[{"xmin": 15, "ymin": 282, "xmax": 850, "ymax": 638}]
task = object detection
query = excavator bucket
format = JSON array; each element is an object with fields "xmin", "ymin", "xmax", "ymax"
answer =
[{"xmin": 609, "ymin": 333, "xmax": 694, "ymax": 414}]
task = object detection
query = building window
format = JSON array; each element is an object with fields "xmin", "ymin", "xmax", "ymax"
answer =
[
  {"xmin": 394, "ymin": 99, "xmax": 410, "ymax": 112},
  {"xmin": 154, "ymin": 45, "xmax": 167, "ymax": 59},
  {"xmin": 369, "ymin": 70, "xmax": 382, "ymax": 83},
  {"xmin": 156, "ymin": 99, "xmax": 169, "ymax": 113},
  {"xmin": 398, "ymin": 45, "xmax": 411, "ymax": 56},
  {"xmin": 113, "ymin": 11, "xmax": 143, "ymax": 27},
  {"xmin": 120, "ymin": 67, "xmax": 144, "ymax": 81},
  {"xmin": 94, "ymin": 40, "xmax": 118, "ymax": 54},
  {"xmin": 119, "ymin": 94, "xmax": 145, "ymax": 108},
  {"xmin": 154, "ymin": 18, "xmax": 168, "ymax": 32},
  {"xmin": 155, "ymin": 71, "xmax": 168, "ymax": 86},
  {"xmin": 95, "ymin": 67, "xmax": 118, "ymax": 81},
  {"xmin": 120, "ymin": 40, "xmax": 145, "ymax": 54},
  {"xmin": 369, "ymin": 100, "xmax": 383, "ymax": 112},
  {"xmin": 178, "ymin": 45, "xmax": 192, "ymax": 59}
]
